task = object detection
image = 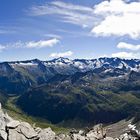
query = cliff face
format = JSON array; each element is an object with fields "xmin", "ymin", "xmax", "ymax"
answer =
[{"xmin": 0, "ymin": 103, "xmax": 140, "ymax": 140}]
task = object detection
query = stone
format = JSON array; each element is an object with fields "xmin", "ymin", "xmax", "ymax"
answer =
[
  {"xmin": 79, "ymin": 130, "xmax": 84, "ymax": 135},
  {"xmin": 57, "ymin": 133, "xmax": 66, "ymax": 139},
  {"xmin": 8, "ymin": 129, "xmax": 28, "ymax": 140},
  {"xmin": 57, "ymin": 134, "xmax": 71, "ymax": 140},
  {"xmin": 4, "ymin": 113, "xmax": 13, "ymax": 122},
  {"xmin": 35, "ymin": 127, "xmax": 42, "ymax": 134},
  {"xmin": 0, "ymin": 103, "xmax": 1, "ymax": 110},
  {"xmin": 7, "ymin": 120, "xmax": 20, "ymax": 128},
  {"xmin": 16, "ymin": 122, "xmax": 38, "ymax": 139},
  {"xmin": 0, "ymin": 113, "xmax": 7, "ymax": 130},
  {"xmin": 104, "ymin": 137, "xmax": 114, "ymax": 140},
  {"xmin": 86, "ymin": 126, "xmax": 106, "ymax": 139},
  {"xmin": 0, "ymin": 130, "xmax": 7, "ymax": 140},
  {"xmin": 38, "ymin": 127, "xmax": 55, "ymax": 140},
  {"xmin": 72, "ymin": 133, "xmax": 87, "ymax": 140},
  {"xmin": 69, "ymin": 128, "xmax": 79, "ymax": 134}
]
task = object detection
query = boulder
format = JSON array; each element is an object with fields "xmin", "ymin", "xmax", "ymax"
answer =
[
  {"xmin": 56, "ymin": 134, "xmax": 71, "ymax": 140},
  {"xmin": 8, "ymin": 129, "xmax": 28, "ymax": 140},
  {"xmin": 86, "ymin": 124, "xmax": 106, "ymax": 140},
  {"xmin": 0, "ymin": 110, "xmax": 11, "ymax": 140},
  {"xmin": 16, "ymin": 122, "xmax": 38, "ymax": 139},
  {"xmin": 0, "ymin": 130, "xmax": 7, "ymax": 140},
  {"xmin": 104, "ymin": 137, "xmax": 114, "ymax": 140},
  {"xmin": 38, "ymin": 127, "xmax": 55, "ymax": 140},
  {"xmin": 72, "ymin": 133, "xmax": 86, "ymax": 140},
  {"xmin": 0, "ymin": 103, "xmax": 1, "ymax": 110},
  {"xmin": 7, "ymin": 120, "xmax": 20, "ymax": 129},
  {"xmin": 0, "ymin": 113, "xmax": 8, "ymax": 130},
  {"xmin": 35, "ymin": 127, "xmax": 42, "ymax": 134}
]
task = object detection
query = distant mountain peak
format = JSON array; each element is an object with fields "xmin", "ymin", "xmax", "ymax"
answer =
[
  {"xmin": 49, "ymin": 57, "xmax": 71, "ymax": 64},
  {"xmin": 1, "ymin": 57, "xmax": 140, "ymax": 76},
  {"xmin": 31, "ymin": 58, "xmax": 41, "ymax": 64}
]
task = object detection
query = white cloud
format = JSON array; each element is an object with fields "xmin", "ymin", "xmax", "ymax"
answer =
[
  {"xmin": 92, "ymin": 0, "xmax": 140, "ymax": 39},
  {"xmin": 111, "ymin": 51, "xmax": 140, "ymax": 59},
  {"xmin": 26, "ymin": 38, "xmax": 59, "ymax": 48},
  {"xmin": 28, "ymin": 0, "xmax": 140, "ymax": 39},
  {"xmin": 28, "ymin": 1, "xmax": 97, "ymax": 28},
  {"xmin": 109, "ymin": 41, "xmax": 140, "ymax": 59},
  {"xmin": 117, "ymin": 42, "xmax": 140, "ymax": 51},
  {"xmin": 44, "ymin": 34, "xmax": 62, "ymax": 39},
  {"xmin": 111, "ymin": 52, "xmax": 133, "ymax": 58},
  {"xmin": 0, "ymin": 38, "xmax": 60, "ymax": 50},
  {"xmin": 50, "ymin": 51, "xmax": 73, "ymax": 58}
]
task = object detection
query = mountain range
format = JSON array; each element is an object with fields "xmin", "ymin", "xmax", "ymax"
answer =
[
  {"xmin": 0, "ymin": 57, "xmax": 140, "ymax": 95},
  {"xmin": 0, "ymin": 57, "xmax": 140, "ymax": 127}
]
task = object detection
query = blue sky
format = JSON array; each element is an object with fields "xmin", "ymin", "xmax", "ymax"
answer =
[{"xmin": 0, "ymin": 0, "xmax": 140, "ymax": 61}]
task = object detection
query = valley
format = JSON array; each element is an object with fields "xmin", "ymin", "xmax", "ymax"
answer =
[{"xmin": 0, "ymin": 57, "xmax": 140, "ymax": 128}]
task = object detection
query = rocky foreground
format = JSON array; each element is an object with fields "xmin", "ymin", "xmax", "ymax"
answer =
[{"xmin": 0, "ymin": 104, "xmax": 140, "ymax": 140}]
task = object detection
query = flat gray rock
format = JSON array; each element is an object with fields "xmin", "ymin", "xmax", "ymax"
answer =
[
  {"xmin": 16, "ymin": 122, "xmax": 38, "ymax": 139},
  {"xmin": 7, "ymin": 120, "xmax": 20, "ymax": 128}
]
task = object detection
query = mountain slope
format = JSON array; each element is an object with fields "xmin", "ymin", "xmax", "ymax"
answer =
[
  {"xmin": 17, "ymin": 70, "xmax": 140, "ymax": 126},
  {"xmin": 1, "ymin": 57, "xmax": 140, "ymax": 126}
]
